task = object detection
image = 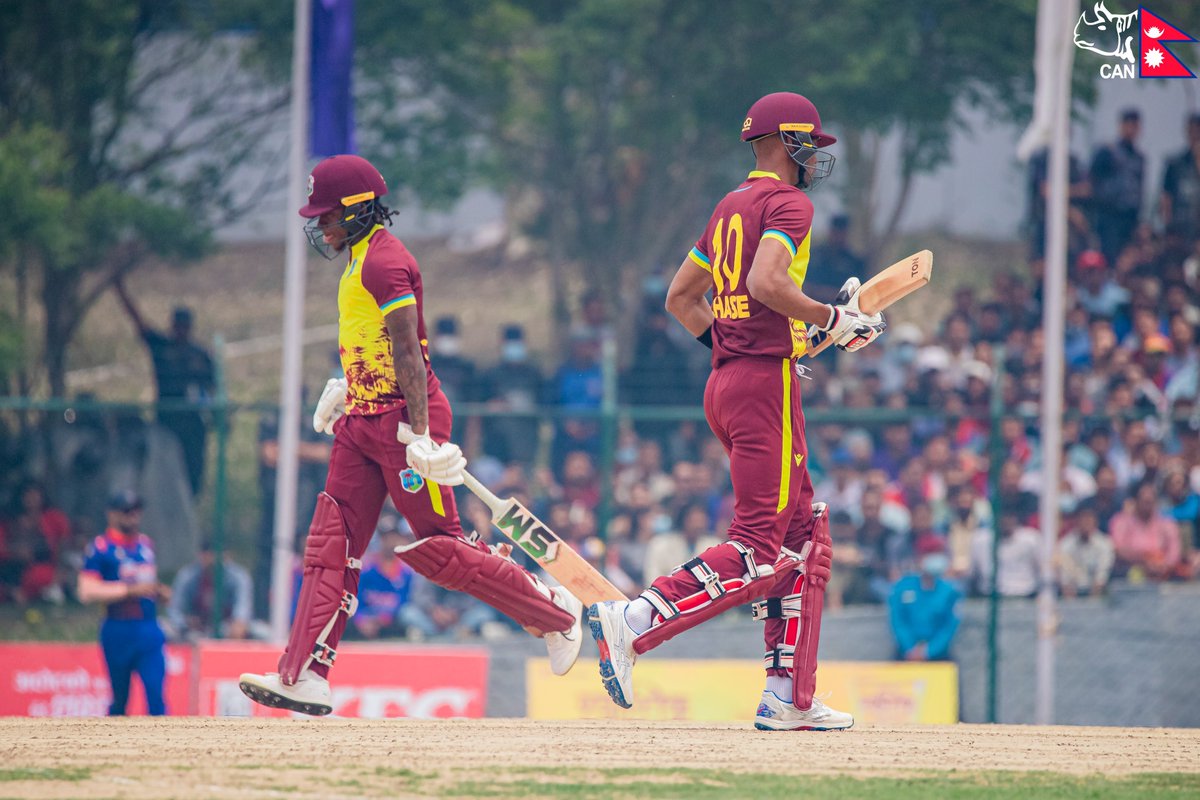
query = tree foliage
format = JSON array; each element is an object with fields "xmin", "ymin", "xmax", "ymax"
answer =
[
  {"xmin": 347, "ymin": 0, "xmax": 1045, "ymax": 307},
  {"xmin": 0, "ymin": 0, "xmax": 287, "ymax": 396}
]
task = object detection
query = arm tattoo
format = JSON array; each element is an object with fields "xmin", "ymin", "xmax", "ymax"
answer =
[{"xmin": 385, "ymin": 307, "xmax": 429, "ymax": 434}]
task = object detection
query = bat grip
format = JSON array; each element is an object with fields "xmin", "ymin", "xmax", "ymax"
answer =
[{"xmin": 460, "ymin": 470, "xmax": 505, "ymax": 517}]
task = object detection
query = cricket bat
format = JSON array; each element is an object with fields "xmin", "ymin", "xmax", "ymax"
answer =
[
  {"xmin": 459, "ymin": 472, "xmax": 627, "ymax": 605},
  {"xmin": 396, "ymin": 424, "xmax": 627, "ymax": 605},
  {"xmin": 805, "ymin": 249, "xmax": 933, "ymax": 358}
]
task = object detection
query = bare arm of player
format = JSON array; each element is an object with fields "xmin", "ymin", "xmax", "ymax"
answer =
[
  {"xmin": 744, "ymin": 239, "xmax": 832, "ymax": 325},
  {"xmin": 77, "ymin": 571, "xmax": 156, "ymax": 604},
  {"xmin": 384, "ymin": 306, "xmax": 429, "ymax": 435},
  {"xmin": 665, "ymin": 257, "xmax": 715, "ymax": 336}
]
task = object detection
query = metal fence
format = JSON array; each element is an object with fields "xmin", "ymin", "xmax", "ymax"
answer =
[{"xmin": 1, "ymin": 393, "xmax": 1196, "ymax": 725}]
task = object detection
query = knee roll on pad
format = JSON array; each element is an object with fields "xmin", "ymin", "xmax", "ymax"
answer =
[
  {"xmin": 278, "ymin": 492, "xmax": 361, "ymax": 684},
  {"xmin": 394, "ymin": 535, "xmax": 573, "ymax": 634}
]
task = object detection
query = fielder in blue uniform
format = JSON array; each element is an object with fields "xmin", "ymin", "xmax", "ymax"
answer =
[{"xmin": 77, "ymin": 490, "xmax": 171, "ymax": 716}]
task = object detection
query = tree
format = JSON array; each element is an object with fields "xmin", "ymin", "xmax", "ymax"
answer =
[
  {"xmin": 0, "ymin": 0, "xmax": 288, "ymax": 396},
  {"xmin": 345, "ymin": 1, "xmax": 1040, "ymax": 320}
]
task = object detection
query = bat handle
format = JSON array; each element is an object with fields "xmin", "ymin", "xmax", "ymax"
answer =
[{"xmin": 460, "ymin": 470, "xmax": 505, "ymax": 517}]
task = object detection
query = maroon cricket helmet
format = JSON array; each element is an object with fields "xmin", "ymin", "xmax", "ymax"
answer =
[
  {"xmin": 740, "ymin": 92, "xmax": 836, "ymax": 147},
  {"xmin": 299, "ymin": 154, "xmax": 389, "ymax": 218}
]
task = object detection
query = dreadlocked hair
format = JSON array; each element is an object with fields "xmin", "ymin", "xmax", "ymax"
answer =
[{"xmin": 372, "ymin": 201, "xmax": 397, "ymax": 227}]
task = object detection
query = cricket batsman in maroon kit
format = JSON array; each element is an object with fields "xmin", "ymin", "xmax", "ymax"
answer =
[
  {"xmin": 239, "ymin": 155, "xmax": 583, "ymax": 716},
  {"xmin": 588, "ymin": 93, "xmax": 886, "ymax": 730}
]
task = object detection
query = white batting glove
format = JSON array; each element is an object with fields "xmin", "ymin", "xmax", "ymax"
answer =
[
  {"xmin": 809, "ymin": 277, "xmax": 885, "ymax": 353},
  {"xmin": 398, "ymin": 423, "xmax": 468, "ymax": 486},
  {"xmin": 312, "ymin": 378, "xmax": 347, "ymax": 435}
]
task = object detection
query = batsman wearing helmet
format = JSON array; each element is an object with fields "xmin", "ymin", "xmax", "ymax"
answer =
[
  {"xmin": 239, "ymin": 155, "xmax": 583, "ymax": 716},
  {"xmin": 588, "ymin": 93, "xmax": 886, "ymax": 730}
]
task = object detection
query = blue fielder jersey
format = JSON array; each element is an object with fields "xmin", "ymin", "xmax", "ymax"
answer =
[{"xmin": 83, "ymin": 530, "xmax": 159, "ymax": 620}]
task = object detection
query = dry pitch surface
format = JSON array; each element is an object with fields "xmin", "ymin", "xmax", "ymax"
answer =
[{"xmin": 2, "ymin": 718, "xmax": 1199, "ymax": 799}]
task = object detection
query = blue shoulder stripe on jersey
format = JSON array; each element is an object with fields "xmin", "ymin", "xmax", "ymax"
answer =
[
  {"xmin": 762, "ymin": 229, "xmax": 797, "ymax": 258},
  {"xmin": 689, "ymin": 246, "xmax": 710, "ymax": 266}
]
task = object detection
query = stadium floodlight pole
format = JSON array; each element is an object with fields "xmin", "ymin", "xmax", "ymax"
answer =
[
  {"xmin": 270, "ymin": 0, "xmax": 313, "ymax": 643},
  {"xmin": 1034, "ymin": 0, "xmax": 1078, "ymax": 726}
]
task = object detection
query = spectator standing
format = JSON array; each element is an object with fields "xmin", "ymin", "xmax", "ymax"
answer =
[
  {"xmin": 0, "ymin": 480, "xmax": 71, "ymax": 603},
  {"xmin": 1161, "ymin": 113, "xmax": 1200, "ymax": 240},
  {"xmin": 945, "ymin": 484, "xmax": 989, "ymax": 586},
  {"xmin": 641, "ymin": 502, "xmax": 722, "ymax": 586},
  {"xmin": 477, "ymin": 324, "xmax": 544, "ymax": 465},
  {"xmin": 805, "ymin": 213, "xmax": 866, "ymax": 304},
  {"xmin": 1089, "ymin": 108, "xmax": 1145, "ymax": 266},
  {"xmin": 168, "ymin": 538, "xmax": 257, "ymax": 640},
  {"xmin": 1025, "ymin": 147, "xmax": 1091, "ymax": 262},
  {"xmin": 114, "ymin": 280, "xmax": 215, "ymax": 496},
  {"xmin": 1110, "ymin": 480, "xmax": 1186, "ymax": 581},
  {"xmin": 854, "ymin": 488, "xmax": 910, "ymax": 602},
  {"xmin": 625, "ymin": 302, "xmax": 694, "ymax": 445},
  {"xmin": 550, "ymin": 330, "xmax": 604, "ymax": 469},
  {"xmin": 76, "ymin": 490, "xmax": 171, "ymax": 716},
  {"xmin": 970, "ymin": 510, "xmax": 1041, "ymax": 597},
  {"xmin": 888, "ymin": 537, "xmax": 960, "ymax": 661},
  {"xmin": 1162, "ymin": 469, "xmax": 1199, "ymax": 553},
  {"xmin": 1058, "ymin": 503, "xmax": 1115, "ymax": 598}
]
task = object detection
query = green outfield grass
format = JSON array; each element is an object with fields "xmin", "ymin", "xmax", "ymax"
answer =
[{"xmin": 440, "ymin": 768, "xmax": 1200, "ymax": 800}]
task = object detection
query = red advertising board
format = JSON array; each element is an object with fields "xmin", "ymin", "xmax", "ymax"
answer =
[
  {"xmin": 0, "ymin": 643, "xmax": 191, "ymax": 717},
  {"xmin": 196, "ymin": 641, "xmax": 489, "ymax": 718},
  {"xmin": 1, "ymin": 641, "xmax": 489, "ymax": 718}
]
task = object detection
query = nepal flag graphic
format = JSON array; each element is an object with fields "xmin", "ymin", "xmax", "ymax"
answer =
[{"xmin": 1140, "ymin": 7, "xmax": 1196, "ymax": 78}]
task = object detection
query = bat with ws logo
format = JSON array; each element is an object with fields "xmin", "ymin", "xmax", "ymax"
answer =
[{"xmin": 396, "ymin": 425, "xmax": 627, "ymax": 605}]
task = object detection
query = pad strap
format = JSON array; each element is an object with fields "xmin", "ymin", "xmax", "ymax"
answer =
[
  {"xmin": 750, "ymin": 593, "xmax": 802, "ymax": 621},
  {"xmin": 632, "ymin": 547, "xmax": 798, "ymax": 656},
  {"xmin": 764, "ymin": 645, "xmax": 795, "ymax": 670}
]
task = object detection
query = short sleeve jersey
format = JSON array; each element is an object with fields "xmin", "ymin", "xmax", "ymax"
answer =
[
  {"xmin": 688, "ymin": 171, "xmax": 815, "ymax": 365},
  {"xmin": 338, "ymin": 226, "xmax": 441, "ymax": 415},
  {"xmin": 82, "ymin": 530, "xmax": 159, "ymax": 620}
]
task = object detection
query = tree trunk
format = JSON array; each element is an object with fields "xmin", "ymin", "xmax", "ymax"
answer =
[{"xmin": 42, "ymin": 268, "xmax": 80, "ymax": 398}]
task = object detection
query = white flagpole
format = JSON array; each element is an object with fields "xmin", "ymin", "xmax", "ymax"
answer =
[
  {"xmin": 1034, "ymin": 0, "xmax": 1078, "ymax": 725},
  {"xmin": 270, "ymin": 0, "xmax": 312, "ymax": 644}
]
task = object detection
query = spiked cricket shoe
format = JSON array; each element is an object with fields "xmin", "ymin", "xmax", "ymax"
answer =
[
  {"xmin": 239, "ymin": 669, "xmax": 333, "ymax": 717},
  {"xmin": 587, "ymin": 600, "xmax": 637, "ymax": 709}
]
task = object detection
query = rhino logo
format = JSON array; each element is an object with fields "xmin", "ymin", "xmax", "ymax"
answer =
[{"xmin": 1074, "ymin": 2, "xmax": 1137, "ymax": 63}]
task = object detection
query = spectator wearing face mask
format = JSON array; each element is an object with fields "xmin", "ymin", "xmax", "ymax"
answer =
[
  {"xmin": 640, "ymin": 504, "xmax": 719, "ymax": 583},
  {"xmin": 888, "ymin": 536, "xmax": 961, "ymax": 662},
  {"xmin": 478, "ymin": 324, "xmax": 544, "ymax": 465}
]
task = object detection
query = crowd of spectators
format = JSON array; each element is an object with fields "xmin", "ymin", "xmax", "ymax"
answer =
[{"xmin": 4, "ymin": 109, "xmax": 1200, "ymax": 670}]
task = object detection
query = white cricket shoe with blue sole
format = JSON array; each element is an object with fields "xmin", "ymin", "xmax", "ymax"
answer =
[
  {"xmin": 587, "ymin": 600, "xmax": 637, "ymax": 708},
  {"xmin": 754, "ymin": 690, "xmax": 854, "ymax": 731},
  {"xmin": 545, "ymin": 587, "xmax": 584, "ymax": 676}
]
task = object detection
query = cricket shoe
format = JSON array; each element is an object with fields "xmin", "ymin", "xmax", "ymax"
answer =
[
  {"xmin": 238, "ymin": 669, "xmax": 333, "ymax": 717},
  {"xmin": 544, "ymin": 587, "xmax": 584, "ymax": 676},
  {"xmin": 587, "ymin": 600, "xmax": 637, "ymax": 709},
  {"xmin": 754, "ymin": 691, "xmax": 854, "ymax": 731}
]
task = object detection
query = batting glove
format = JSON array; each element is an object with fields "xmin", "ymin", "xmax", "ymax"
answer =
[
  {"xmin": 312, "ymin": 378, "xmax": 347, "ymax": 435},
  {"xmin": 398, "ymin": 423, "xmax": 468, "ymax": 486},
  {"xmin": 809, "ymin": 277, "xmax": 886, "ymax": 353}
]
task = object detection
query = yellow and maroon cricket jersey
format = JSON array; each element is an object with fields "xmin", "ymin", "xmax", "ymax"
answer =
[
  {"xmin": 337, "ymin": 225, "xmax": 440, "ymax": 415},
  {"xmin": 687, "ymin": 170, "xmax": 814, "ymax": 365}
]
